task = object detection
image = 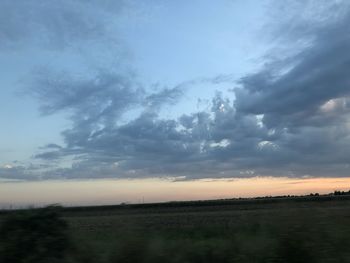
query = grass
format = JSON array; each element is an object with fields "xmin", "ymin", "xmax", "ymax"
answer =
[{"xmin": 2, "ymin": 196, "xmax": 350, "ymax": 262}]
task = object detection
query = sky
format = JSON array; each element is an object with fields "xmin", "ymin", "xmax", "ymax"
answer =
[{"xmin": 1, "ymin": 0, "xmax": 350, "ymax": 206}]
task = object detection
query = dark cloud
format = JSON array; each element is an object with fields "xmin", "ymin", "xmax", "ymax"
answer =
[
  {"xmin": 232, "ymin": 2, "xmax": 350, "ymax": 177},
  {"xmin": 145, "ymin": 86, "xmax": 184, "ymax": 110},
  {"xmin": 34, "ymin": 151, "xmax": 63, "ymax": 161},
  {"xmin": 32, "ymin": 91, "xmax": 271, "ymax": 179},
  {"xmin": 40, "ymin": 144, "xmax": 63, "ymax": 150},
  {"xmin": 3, "ymin": 0, "xmax": 350, "ymax": 181},
  {"xmin": 0, "ymin": 164, "xmax": 50, "ymax": 181}
]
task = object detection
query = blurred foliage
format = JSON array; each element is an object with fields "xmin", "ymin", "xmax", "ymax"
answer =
[{"xmin": 0, "ymin": 205, "xmax": 69, "ymax": 263}]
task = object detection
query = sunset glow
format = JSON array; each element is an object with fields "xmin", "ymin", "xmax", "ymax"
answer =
[{"xmin": 1, "ymin": 177, "xmax": 350, "ymax": 208}]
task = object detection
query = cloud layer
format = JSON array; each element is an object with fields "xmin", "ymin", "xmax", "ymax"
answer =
[{"xmin": 2, "ymin": 0, "xmax": 350, "ymax": 180}]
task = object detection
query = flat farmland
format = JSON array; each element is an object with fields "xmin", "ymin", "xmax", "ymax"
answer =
[{"xmin": 55, "ymin": 196, "xmax": 350, "ymax": 263}]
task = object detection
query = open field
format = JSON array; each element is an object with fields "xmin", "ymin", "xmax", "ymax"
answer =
[{"xmin": 2, "ymin": 196, "xmax": 350, "ymax": 262}]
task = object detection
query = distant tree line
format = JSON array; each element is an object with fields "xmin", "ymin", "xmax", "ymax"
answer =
[{"xmin": 333, "ymin": 190, "xmax": 350, "ymax": 196}]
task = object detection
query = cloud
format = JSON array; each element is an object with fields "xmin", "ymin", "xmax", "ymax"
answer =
[
  {"xmin": 3, "ymin": 0, "xmax": 350, "ymax": 181},
  {"xmin": 0, "ymin": 0, "xmax": 126, "ymax": 50},
  {"xmin": 145, "ymin": 85, "xmax": 184, "ymax": 110},
  {"xmin": 40, "ymin": 144, "xmax": 63, "ymax": 150},
  {"xmin": 0, "ymin": 164, "xmax": 44, "ymax": 181},
  {"xmin": 236, "ymin": 1, "xmax": 350, "ymax": 130},
  {"xmin": 32, "ymin": 91, "xmax": 270, "ymax": 179},
  {"xmin": 231, "ymin": 0, "xmax": 350, "ymax": 176},
  {"xmin": 34, "ymin": 151, "xmax": 63, "ymax": 161}
]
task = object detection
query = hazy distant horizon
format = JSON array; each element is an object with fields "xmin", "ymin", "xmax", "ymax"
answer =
[{"xmin": 2, "ymin": 177, "xmax": 350, "ymax": 209}]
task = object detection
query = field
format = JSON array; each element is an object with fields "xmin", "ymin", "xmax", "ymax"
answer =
[{"xmin": 2, "ymin": 196, "xmax": 350, "ymax": 262}]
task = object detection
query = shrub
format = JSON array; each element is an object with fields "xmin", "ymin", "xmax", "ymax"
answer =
[{"xmin": 0, "ymin": 205, "xmax": 69, "ymax": 263}]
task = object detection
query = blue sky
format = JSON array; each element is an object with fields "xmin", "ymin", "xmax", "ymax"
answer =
[{"xmin": 1, "ymin": 0, "xmax": 350, "ymax": 184}]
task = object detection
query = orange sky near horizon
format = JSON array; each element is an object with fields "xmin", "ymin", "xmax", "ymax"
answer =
[{"xmin": 1, "ymin": 177, "xmax": 350, "ymax": 208}]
